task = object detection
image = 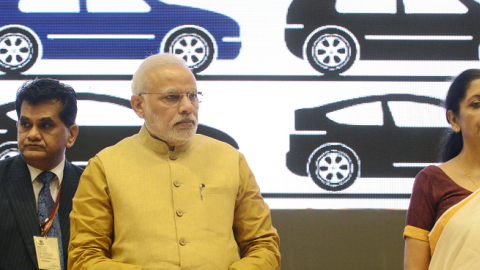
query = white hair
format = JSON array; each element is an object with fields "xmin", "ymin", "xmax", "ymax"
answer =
[{"xmin": 131, "ymin": 53, "xmax": 189, "ymax": 95}]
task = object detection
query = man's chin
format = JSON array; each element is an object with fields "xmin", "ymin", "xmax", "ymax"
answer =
[
  {"xmin": 21, "ymin": 150, "xmax": 46, "ymax": 158},
  {"xmin": 170, "ymin": 129, "xmax": 196, "ymax": 145},
  {"xmin": 175, "ymin": 124, "xmax": 197, "ymax": 134},
  {"xmin": 21, "ymin": 151, "xmax": 48, "ymax": 164}
]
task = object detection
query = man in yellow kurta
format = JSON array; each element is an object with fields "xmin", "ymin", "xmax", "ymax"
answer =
[{"xmin": 68, "ymin": 53, "xmax": 281, "ymax": 270}]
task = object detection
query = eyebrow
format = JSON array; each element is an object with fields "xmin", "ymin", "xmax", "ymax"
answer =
[
  {"xmin": 162, "ymin": 88, "xmax": 198, "ymax": 94},
  {"xmin": 39, "ymin": 118, "xmax": 55, "ymax": 123},
  {"xmin": 19, "ymin": 116, "xmax": 54, "ymax": 123},
  {"xmin": 466, "ymin": 95, "xmax": 480, "ymax": 101}
]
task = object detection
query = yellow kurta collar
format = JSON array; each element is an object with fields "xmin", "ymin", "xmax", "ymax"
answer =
[{"xmin": 138, "ymin": 125, "xmax": 194, "ymax": 155}]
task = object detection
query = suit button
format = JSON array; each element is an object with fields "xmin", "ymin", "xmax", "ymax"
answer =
[
  {"xmin": 173, "ymin": 181, "xmax": 181, "ymax": 187},
  {"xmin": 179, "ymin": 238, "xmax": 186, "ymax": 246},
  {"xmin": 169, "ymin": 155, "xmax": 177, "ymax": 160},
  {"xmin": 176, "ymin": 209, "xmax": 184, "ymax": 217}
]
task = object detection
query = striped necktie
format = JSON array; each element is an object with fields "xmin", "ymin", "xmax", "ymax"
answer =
[{"xmin": 37, "ymin": 171, "xmax": 64, "ymax": 270}]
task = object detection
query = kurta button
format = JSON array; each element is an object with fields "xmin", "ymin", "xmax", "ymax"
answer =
[
  {"xmin": 179, "ymin": 238, "xmax": 186, "ymax": 246},
  {"xmin": 173, "ymin": 181, "xmax": 181, "ymax": 187},
  {"xmin": 169, "ymin": 155, "xmax": 177, "ymax": 160},
  {"xmin": 176, "ymin": 209, "xmax": 184, "ymax": 217}
]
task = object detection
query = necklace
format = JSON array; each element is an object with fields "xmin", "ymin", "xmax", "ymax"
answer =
[{"xmin": 457, "ymin": 156, "xmax": 480, "ymax": 189}]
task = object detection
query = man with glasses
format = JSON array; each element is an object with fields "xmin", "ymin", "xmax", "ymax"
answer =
[{"xmin": 68, "ymin": 53, "xmax": 281, "ymax": 270}]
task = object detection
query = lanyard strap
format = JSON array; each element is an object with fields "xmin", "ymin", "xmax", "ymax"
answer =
[{"xmin": 40, "ymin": 185, "xmax": 62, "ymax": 237}]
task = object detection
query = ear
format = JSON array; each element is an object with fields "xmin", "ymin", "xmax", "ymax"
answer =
[
  {"xmin": 66, "ymin": 124, "xmax": 79, "ymax": 148},
  {"xmin": 131, "ymin": 94, "xmax": 146, "ymax": 119},
  {"xmin": 447, "ymin": 110, "xmax": 460, "ymax": 133}
]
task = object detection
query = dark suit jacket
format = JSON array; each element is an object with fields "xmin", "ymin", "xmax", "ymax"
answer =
[{"xmin": 0, "ymin": 156, "xmax": 83, "ymax": 270}]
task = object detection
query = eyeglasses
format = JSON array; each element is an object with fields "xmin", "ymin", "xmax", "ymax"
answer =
[{"xmin": 140, "ymin": 91, "xmax": 203, "ymax": 106}]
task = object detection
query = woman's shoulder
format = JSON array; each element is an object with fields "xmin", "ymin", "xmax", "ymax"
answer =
[
  {"xmin": 413, "ymin": 164, "xmax": 460, "ymax": 192},
  {"xmin": 416, "ymin": 165, "xmax": 448, "ymax": 181}
]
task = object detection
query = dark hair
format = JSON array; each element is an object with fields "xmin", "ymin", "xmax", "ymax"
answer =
[
  {"xmin": 440, "ymin": 69, "xmax": 480, "ymax": 162},
  {"xmin": 15, "ymin": 78, "xmax": 77, "ymax": 127}
]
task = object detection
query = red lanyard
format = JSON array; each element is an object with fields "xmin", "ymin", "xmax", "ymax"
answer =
[{"xmin": 39, "ymin": 184, "xmax": 62, "ymax": 237}]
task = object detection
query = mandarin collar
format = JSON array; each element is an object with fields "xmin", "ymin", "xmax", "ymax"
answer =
[{"xmin": 138, "ymin": 125, "xmax": 194, "ymax": 154}]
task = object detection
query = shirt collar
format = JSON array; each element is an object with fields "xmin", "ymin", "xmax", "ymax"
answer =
[{"xmin": 28, "ymin": 158, "xmax": 65, "ymax": 185}]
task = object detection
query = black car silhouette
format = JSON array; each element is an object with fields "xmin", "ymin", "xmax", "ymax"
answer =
[
  {"xmin": 286, "ymin": 94, "xmax": 449, "ymax": 191},
  {"xmin": 285, "ymin": 0, "xmax": 480, "ymax": 75},
  {"xmin": 0, "ymin": 93, "xmax": 238, "ymax": 166}
]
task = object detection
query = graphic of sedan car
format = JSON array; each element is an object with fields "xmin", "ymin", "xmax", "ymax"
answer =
[
  {"xmin": 286, "ymin": 94, "xmax": 449, "ymax": 191},
  {"xmin": 0, "ymin": 0, "xmax": 241, "ymax": 74},
  {"xmin": 0, "ymin": 92, "xmax": 239, "ymax": 166},
  {"xmin": 285, "ymin": 0, "xmax": 480, "ymax": 75}
]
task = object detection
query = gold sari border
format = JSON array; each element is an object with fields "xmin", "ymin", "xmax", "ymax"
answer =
[
  {"xmin": 404, "ymin": 225, "xmax": 429, "ymax": 242},
  {"xmin": 428, "ymin": 189, "xmax": 480, "ymax": 256}
]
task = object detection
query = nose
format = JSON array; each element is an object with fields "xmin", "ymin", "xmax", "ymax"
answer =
[
  {"xmin": 27, "ymin": 126, "xmax": 41, "ymax": 141},
  {"xmin": 178, "ymin": 94, "xmax": 194, "ymax": 114}
]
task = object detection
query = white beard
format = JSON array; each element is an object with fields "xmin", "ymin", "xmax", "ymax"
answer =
[{"xmin": 144, "ymin": 103, "xmax": 197, "ymax": 146}]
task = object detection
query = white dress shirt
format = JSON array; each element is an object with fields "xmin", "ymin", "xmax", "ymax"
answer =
[{"xmin": 28, "ymin": 158, "xmax": 65, "ymax": 210}]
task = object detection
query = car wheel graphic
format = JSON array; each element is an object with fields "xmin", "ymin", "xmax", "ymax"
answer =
[
  {"xmin": 0, "ymin": 141, "xmax": 20, "ymax": 160},
  {"xmin": 163, "ymin": 28, "xmax": 214, "ymax": 73},
  {"xmin": 306, "ymin": 28, "xmax": 357, "ymax": 75},
  {"xmin": 307, "ymin": 144, "xmax": 360, "ymax": 191},
  {"xmin": 0, "ymin": 27, "xmax": 39, "ymax": 74}
]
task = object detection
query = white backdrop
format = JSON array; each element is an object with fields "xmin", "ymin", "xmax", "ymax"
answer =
[{"xmin": 1, "ymin": 0, "xmax": 480, "ymax": 208}]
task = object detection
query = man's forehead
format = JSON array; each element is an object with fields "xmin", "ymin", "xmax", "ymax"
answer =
[
  {"xmin": 20, "ymin": 99, "xmax": 61, "ymax": 116},
  {"xmin": 19, "ymin": 115, "xmax": 54, "ymax": 122},
  {"xmin": 22, "ymin": 98, "xmax": 59, "ymax": 107},
  {"xmin": 147, "ymin": 65, "xmax": 196, "ymax": 87}
]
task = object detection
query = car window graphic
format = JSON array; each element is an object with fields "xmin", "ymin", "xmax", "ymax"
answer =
[
  {"xmin": 326, "ymin": 101, "xmax": 383, "ymax": 126},
  {"xmin": 75, "ymin": 100, "xmax": 144, "ymax": 126},
  {"xmin": 19, "ymin": 0, "xmax": 152, "ymax": 13},
  {"xmin": 19, "ymin": 0, "xmax": 80, "ymax": 13},
  {"xmin": 404, "ymin": 0, "xmax": 467, "ymax": 14},
  {"xmin": 336, "ymin": 0, "xmax": 396, "ymax": 14},
  {"xmin": 336, "ymin": 0, "xmax": 467, "ymax": 14},
  {"xmin": 6, "ymin": 101, "xmax": 145, "ymax": 126},
  {"xmin": 387, "ymin": 101, "xmax": 450, "ymax": 128},
  {"xmin": 6, "ymin": 111, "xmax": 17, "ymax": 121},
  {"xmin": 87, "ymin": 0, "xmax": 151, "ymax": 13}
]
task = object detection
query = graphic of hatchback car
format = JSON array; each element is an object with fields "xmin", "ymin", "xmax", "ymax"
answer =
[
  {"xmin": 0, "ymin": 92, "xmax": 239, "ymax": 166},
  {"xmin": 286, "ymin": 94, "xmax": 449, "ymax": 191},
  {"xmin": 0, "ymin": 0, "xmax": 241, "ymax": 74},
  {"xmin": 285, "ymin": 0, "xmax": 480, "ymax": 75}
]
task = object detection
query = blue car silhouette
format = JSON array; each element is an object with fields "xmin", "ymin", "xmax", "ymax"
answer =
[{"xmin": 0, "ymin": 0, "xmax": 241, "ymax": 74}]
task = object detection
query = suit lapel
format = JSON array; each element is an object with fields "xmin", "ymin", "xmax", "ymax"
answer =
[
  {"xmin": 58, "ymin": 160, "xmax": 80, "ymax": 251},
  {"xmin": 4, "ymin": 156, "xmax": 40, "ymax": 267}
]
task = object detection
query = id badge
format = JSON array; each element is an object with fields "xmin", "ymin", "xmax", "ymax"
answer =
[{"xmin": 33, "ymin": 236, "xmax": 61, "ymax": 270}]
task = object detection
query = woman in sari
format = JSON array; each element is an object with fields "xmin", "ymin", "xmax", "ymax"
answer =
[{"xmin": 404, "ymin": 69, "xmax": 480, "ymax": 270}]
